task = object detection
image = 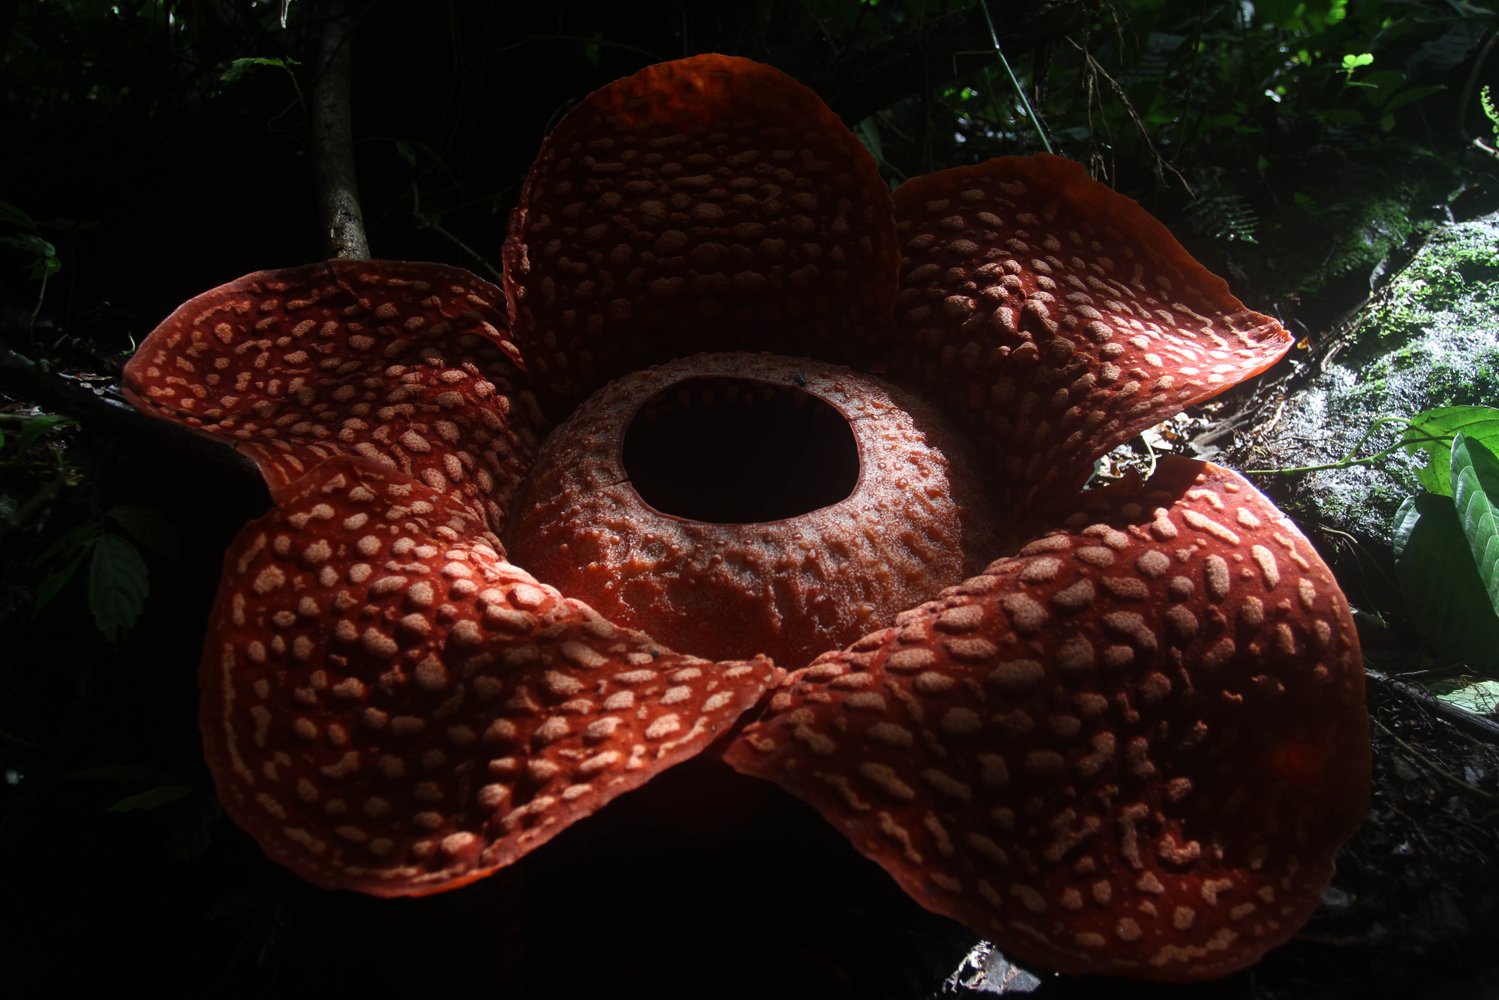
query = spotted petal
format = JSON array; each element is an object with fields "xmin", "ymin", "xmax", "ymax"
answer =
[
  {"xmin": 207, "ymin": 455, "xmax": 774, "ymax": 894},
  {"xmin": 890, "ymin": 156, "xmax": 1292, "ymax": 516},
  {"xmin": 726, "ymin": 458, "xmax": 1368, "ymax": 981},
  {"xmin": 502, "ymin": 53, "xmax": 900, "ymax": 414},
  {"xmin": 121, "ymin": 260, "xmax": 540, "ymax": 533}
]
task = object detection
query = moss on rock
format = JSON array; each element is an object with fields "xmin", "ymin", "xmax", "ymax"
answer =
[{"xmin": 1249, "ymin": 212, "xmax": 1499, "ymax": 543}]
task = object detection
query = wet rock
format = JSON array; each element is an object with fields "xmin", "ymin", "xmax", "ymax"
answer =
[{"xmin": 1247, "ymin": 211, "xmax": 1499, "ymax": 543}]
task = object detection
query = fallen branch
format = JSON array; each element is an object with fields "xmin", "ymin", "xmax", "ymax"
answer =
[
  {"xmin": 1367, "ymin": 666, "xmax": 1499, "ymax": 746},
  {"xmin": 0, "ymin": 344, "xmax": 256, "ymax": 477}
]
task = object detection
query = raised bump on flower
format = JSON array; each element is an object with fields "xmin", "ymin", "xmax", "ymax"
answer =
[
  {"xmin": 200, "ymin": 456, "xmax": 772, "ymax": 894},
  {"xmin": 121, "ymin": 257, "xmax": 777, "ymax": 893},
  {"xmin": 724, "ymin": 459, "xmax": 1368, "ymax": 981},
  {"xmin": 122, "ymin": 260, "xmax": 541, "ymax": 530},
  {"xmin": 891, "ymin": 155, "xmax": 1292, "ymax": 515},
  {"xmin": 124, "ymin": 53, "xmax": 1368, "ymax": 979},
  {"xmin": 502, "ymin": 53, "xmax": 901, "ymax": 415}
]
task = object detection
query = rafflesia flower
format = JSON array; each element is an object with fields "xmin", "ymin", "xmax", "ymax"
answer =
[{"xmin": 122, "ymin": 55, "xmax": 1369, "ymax": 981}]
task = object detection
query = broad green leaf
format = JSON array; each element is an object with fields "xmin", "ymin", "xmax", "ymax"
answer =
[
  {"xmin": 219, "ymin": 55, "xmax": 299, "ymax": 86},
  {"xmin": 1436, "ymin": 679, "xmax": 1499, "ymax": 715},
  {"xmin": 1392, "ymin": 495, "xmax": 1499, "ymax": 670},
  {"xmin": 88, "ymin": 533, "xmax": 149, "ymax": 641},
  {"xmin": 65, "ymin": 765, "xmax": 198, "ymax": 811},
  {"xmin": 35, "ymin": 522, "xmax": 100, "ymax": 566},
  {"xmin": 33, "ymin": 547, "xmax": 86, "ymax": 612},
  {"xmin": 1320, "ymin": 107, "xmax": 1366, "ymax": 126},
  {"xmin": 0, "ymin": 233, "xmax": 56, "ymax": 258},
  {"xmin": 107, "ymin": 784, "xmax": 195, "ymax": 813},
  {"xmin": 106, "ymin": 505, "xmax": 180, "ymax": 559},
  {"xmin": 1452, "ymin": 435, "xmax": 1499, "ymax": 618},
  {"xmin": 0, "ymin": 200, "xmax": 39, "ymax": 229},
  {"xmin": 1382, "ymin": 84, "xmax": 1446, "ymax": 114},
  {"xmin": 68, "ymin": 764, "xmax": 191, "ymax": 785},
  {"xmin": 18, "ymin": 412, "xmax": 71, "ymax": 450},
  {"xmin": 1360, "ymin": 69, "xmax": 1407, "ymax": 102},
  {"xmin": 1401, "ymin": 405, "xmax": 1499, "ymax": 496},
  {"xmin": 854, "ymin": 117, "xmax": 884, "ymax": 164}
]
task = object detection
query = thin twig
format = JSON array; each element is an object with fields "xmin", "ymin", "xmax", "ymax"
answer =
[
  {"xmin": 1068, "ymin": 37, "xmax": 1191, "ymax": 195},
  {"xmin": 409, "ymin": 184, "xmax": 504, "ymax": 286},
  {"xmin": 1372, "ymin": 715, "xmax": 1499, "ymax": 804},
  {"xmin": 1368, "ymin": 667, "xmax": 1499, "ymax": 748},
  {"xmin": 977, "ymin": 0, "xmax": 1052, "ymax": 154},
  {"xmin": 1458, "ymin": 28, "xmax": 1498, "ymax": 146},
  {"xmin": 0, "ymin": 346, "xmax": 256, "ymax": 478},
  {"xmin": 1245, "ymin": 418, "xmax": 1447, "ymax": 476}
]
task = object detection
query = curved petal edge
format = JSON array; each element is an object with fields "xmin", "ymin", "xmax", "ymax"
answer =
[
  {"xmin": 503, "ymin": 53, "xmax": 901, "ymax": 414},
  {"xmin": 890, "ymin": 156, "xmax": 1292, "ymax": 518},
  {"xmin": 122, "ymin": 259, "xmax": 540, "ymax": 533},
  {"xmin": 726, "ymin": 458, "xmax": 1368, "ymax": 981},
  {"xmin": 205, "ymin": 455, "xmax": 776, "ymax": 895}
]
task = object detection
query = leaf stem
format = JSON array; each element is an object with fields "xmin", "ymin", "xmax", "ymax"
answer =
[{"xmin": 1245, "ymin": 416, "xmax": 1450, "ymax": 476}]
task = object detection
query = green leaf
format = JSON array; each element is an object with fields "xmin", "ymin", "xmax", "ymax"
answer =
[
  {"xmin": 1341, "ymin": 52, "xmax": 1374, "ymax": 72},
  {"xmin": 0, "ymin": 200, "xmax": 39, "ymax": 230},
  {"xmin": 1452, "ymin": 435, "xmax": 1499, "ymax": 618},
  {"xmin": 88, "ymin": 533, "xmax": 149, "ymax": 641},
  {"xmin": 18, "ymin": 412, "xmax": 71, "ymax": 450},
  {"xmin": 69, "ymin": 764, "xmax": 190, "ymax": 785},
  {"xmin": 1401, "ymin": 405, "xmax": 1499, "ymax": 496},
  {"xmin": 33, "ymin": 547, "xmax": 87, "ymax": 612},
  {"xmin": 853, "ymin": 117, "xmax": 884, "ymax": 164},
  {"xmin": 35, "ymin": 522, "xmax": 100, "ymax": 567},
  {"xmin": 106, "ymin": 505, "xmax": 180, "ymax": 559},
  {"xmin": 1320, "ymin": 107, "xmax": 1366, "ymax": 126},
  {"xmin": 66, "ymin": 765, "xmax": 197, "ymax": 811},
  {"xmin": 1382, "ymin": 84, "xmax": 1445, "ymax": 114},
  {"xmin": 0, "ymin": 233, "xmax": 57, "ymax": 259},
  {"xmin": 219, "ymin": 55, "xmax": 299, "ymax": 86},
  {"xmin": 1436, "ymin": 679, "xmax": 1499, "ymax": 715},
  {"xmin": 107, "ymin": 784, "xmax": 195, "ymax": 813},
  {"xmin": 1392, "ymin": 495, "xmax": 1499, "ymax": 670}
]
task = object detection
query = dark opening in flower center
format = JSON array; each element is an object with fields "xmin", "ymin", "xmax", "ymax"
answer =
[
  {"xmin": 622, "ymin": 377, "xmax": 859, "ymax": 524},
  {"xmin": 508, "ymin": 352, "xmax": 998, "ymax": 667}
]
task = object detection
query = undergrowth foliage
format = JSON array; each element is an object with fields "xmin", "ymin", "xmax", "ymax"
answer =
[
  {"xmin": 1393, "ymin": 408, "xmax": 1499, "ymax": 673},
  {"xmin": 850, "ymin": 0, "xmax": 1497, "ymax": 303},
  {"xmin": 1, "ymin": 1, "xmax": 1498, "ymax": 994}
]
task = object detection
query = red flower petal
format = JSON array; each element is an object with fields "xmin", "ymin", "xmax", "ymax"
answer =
[
  {"xmin": 890, "ymin": 156, "xmax": 1292, "ymax": 516},
  {"xmin": 122, "ymin": 260, "xmax": 540, "ymax": 533},
  {"xmin": 507, "ymin": 351, "xmax": 998, "ymax": 668},
  {"xmin": 726, "ymin": 458, "xmax": 1368, "ymax": 981},
  {"xmin": 206, "ymin": 455, "xmax": 775, "ymax": 895},
  {"xmin": 502, "ymin": 54, "xmax": 900, "ymax": 414}
]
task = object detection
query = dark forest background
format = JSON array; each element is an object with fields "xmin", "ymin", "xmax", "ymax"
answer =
[{"xmin": 2, "ymin": 2, "xmax": 1497, "ymax": 998}]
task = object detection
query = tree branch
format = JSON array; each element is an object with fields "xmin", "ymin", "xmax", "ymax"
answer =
[
  {"xmin": 311, "ymin": 0, "xmax": 369, "ymax": 259},
  {"xmin": 0, "ymin": 344, "xmax": 258, "ymax": 478}
]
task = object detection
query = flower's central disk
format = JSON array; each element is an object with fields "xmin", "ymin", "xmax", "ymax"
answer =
[
  {"xmin": 622, "ymin": 377, "xmax": 859, "ymax": 524},
  {"xmin": 507, "ymin": 352, "xmax": 998, "ymax": 668}
]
